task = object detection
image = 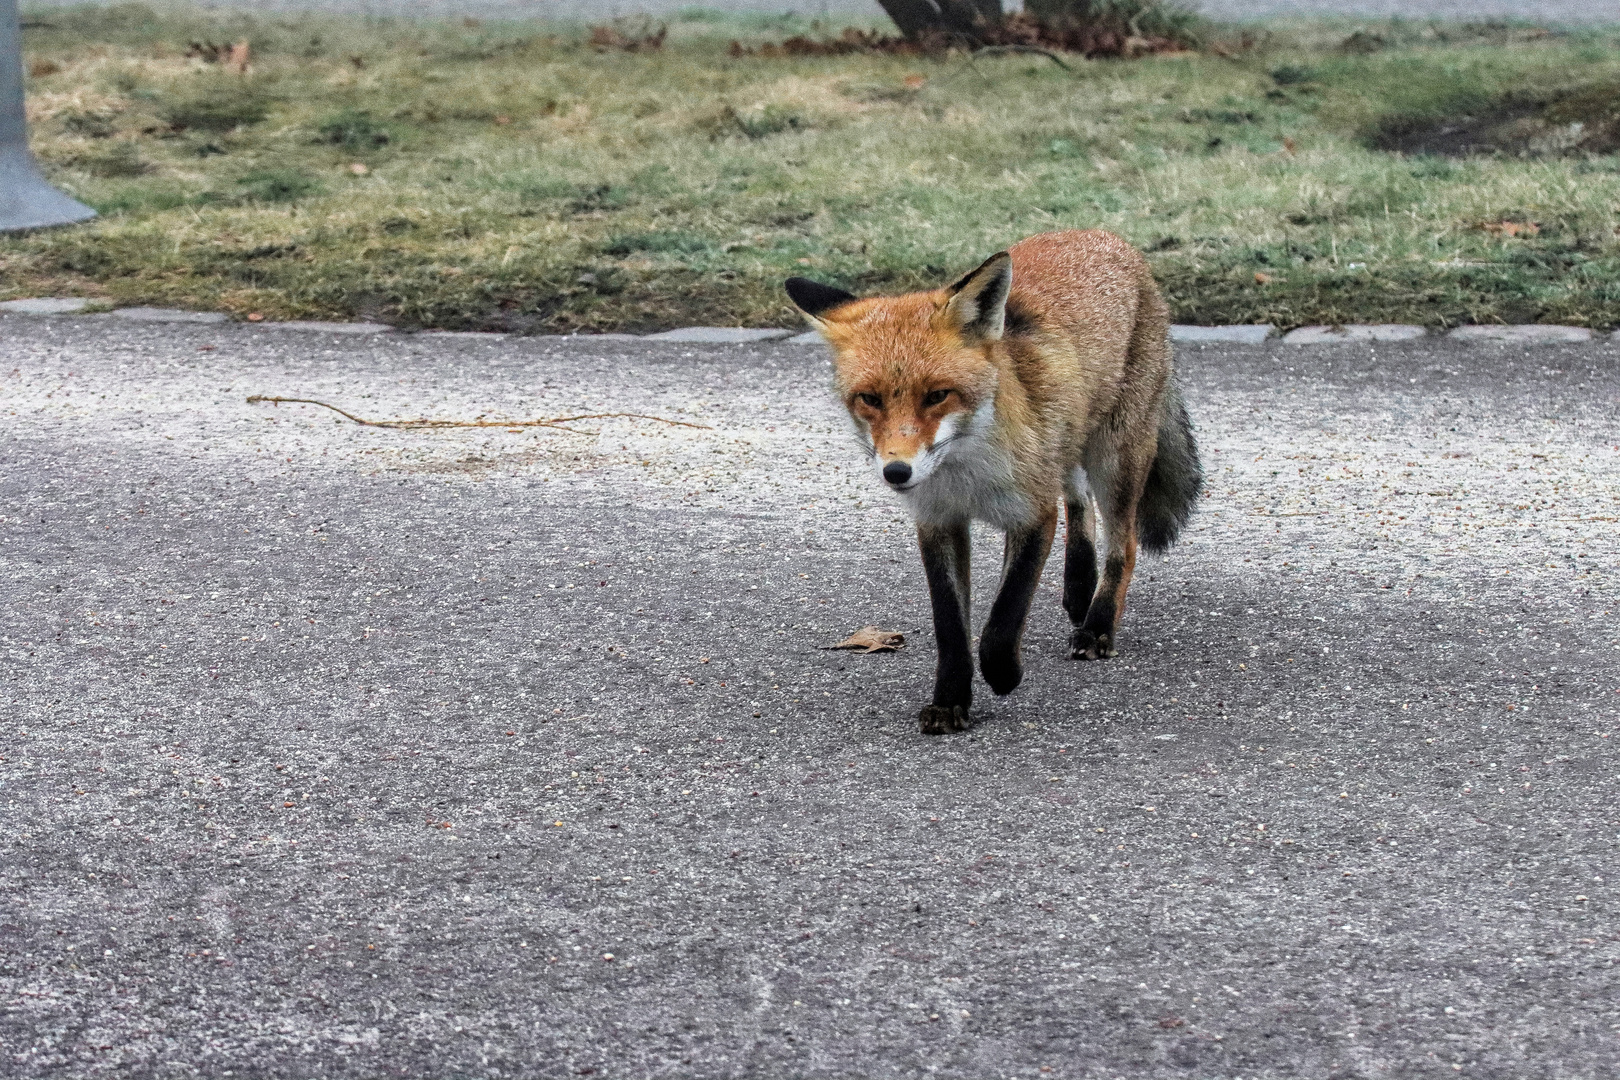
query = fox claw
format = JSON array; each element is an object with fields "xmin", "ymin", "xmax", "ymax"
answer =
[
  {"xmin": 918, "ymin": 704, "xmax": 970, "ymax": 735},
  {"xmin": 1069, "ymin": 628, "xmax": 1117, "ymax": 661}
]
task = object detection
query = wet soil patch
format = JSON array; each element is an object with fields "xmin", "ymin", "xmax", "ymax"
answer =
[{"xmin": 1371, "ymin": 83, "xmax": 1620, "ymax": 157}]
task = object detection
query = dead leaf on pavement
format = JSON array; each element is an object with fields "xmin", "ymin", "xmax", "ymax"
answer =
[{"xmin": 825, "ymin": 626, "xmax": 905, "ymax": 653}]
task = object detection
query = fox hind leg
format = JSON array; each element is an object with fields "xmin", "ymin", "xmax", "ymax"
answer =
[
  {"xmin": 1061, "ymin": 491, "xmax": 1099, "ymax": 627},
  {"xmin": 979, "ymin": 505, "xmax": 1059, "ymax": 696},
  {"xmin": 1070, "ymin": 448, "xmax": 1151, "ymax": 661}
]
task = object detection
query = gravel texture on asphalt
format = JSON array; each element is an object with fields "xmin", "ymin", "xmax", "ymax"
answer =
[{"xmin": 2, "ymin": 315, "xmax": 1617, "ymax": 1078}]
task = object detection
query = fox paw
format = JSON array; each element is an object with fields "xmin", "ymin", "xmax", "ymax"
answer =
[
  {"xmin": 979, "ymin": 649, "xmax": 1023, "ymax": 696},
  {"xmin": 918, "ymin": 704, "xmax": 970, "ymax": 735},
  {"xmin": 1069, "ymin": 628, "xmax": 1117, "ymax": 661}
]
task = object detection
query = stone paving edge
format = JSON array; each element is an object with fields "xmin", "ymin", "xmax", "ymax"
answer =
[
  {"xmin": 0, "ymin": 297, "xmax": 94, "ymax": 314},
  {"xmin": 252, "ymin": 320, "xmax": 395, "ymax": 334},
  {"xmin": 5, "ymin": 303, "xmax": 1620, "ymax": 345},
  {"xmin": 1446, "ymin": 325, "xmax": 1594, "ymax": 343},
  {"xmin": 110, "ymin": 307, "xmax": 230, "ymax": 324},
  {"xmin": 643, "ymin": 327, "xmax": 795, "ymax": 343},
  {"xmin": 1281, "ymin": 324, "xmax": 1427, "ymax": 344},
  {"xmin": 1170, "ymin": 324, "xmax": 1275, "ymax": 344}
]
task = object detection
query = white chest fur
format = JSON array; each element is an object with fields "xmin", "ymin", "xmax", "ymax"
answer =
[
  {"xmin": 903, "ymin": 445, "xmax": 1029, "ymax": 529},
  {"xmin": 899, "ymin": 402, "xmax": 1031, "ymax": 529}
]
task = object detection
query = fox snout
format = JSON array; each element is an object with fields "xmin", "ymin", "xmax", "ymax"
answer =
[
  {"xmin": 870, "ymin": 429, "xmax": 949, "ymax": 491},
  {"xmin": 863, "ymin": 406, "xmax": 975, "ymax": 491}
]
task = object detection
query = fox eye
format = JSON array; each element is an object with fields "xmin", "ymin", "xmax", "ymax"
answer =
[
  {"xmin": 855, "ymin": 392, "xmax": 882, "ymax": 409},
  {"xmin": 922, "ymin": 389, "xmax": 952, "ymax": 407}
]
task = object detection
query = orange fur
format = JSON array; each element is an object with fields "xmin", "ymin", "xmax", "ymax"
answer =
[
  {"xmin": 814, "ymin": 229, "xmax": 1169, "ymax": 523},
  {"xmin": 786, "ymin": 229, "xmax": 1198, "ymax": 730}
]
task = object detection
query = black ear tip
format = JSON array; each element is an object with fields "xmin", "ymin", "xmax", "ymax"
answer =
[
  {"xmin": 785, "ymin": 276, "xmax": 857, "ymax": 317},
  {"xmin": 948, "ymin": 251, "xmax": 1015, "ymax": 297}
]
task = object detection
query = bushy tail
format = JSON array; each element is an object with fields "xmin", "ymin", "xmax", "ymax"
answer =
[{"xmin": 1137, "ymin": 379, "xmax": 1202, "ymax": 553}]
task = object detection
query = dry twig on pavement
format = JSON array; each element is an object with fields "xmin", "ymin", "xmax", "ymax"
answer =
[{"xmin": 246, "ymin": 395, "xmax": 710, "ymax": 433}]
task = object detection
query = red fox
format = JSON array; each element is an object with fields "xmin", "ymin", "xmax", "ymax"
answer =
[{"xmin": 786, "ymin": 229, "xmax": 1201, "ymax": 734}]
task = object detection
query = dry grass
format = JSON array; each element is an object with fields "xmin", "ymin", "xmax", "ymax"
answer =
[{"xmin": 6, "ymin": 6, "xmax": 1620, "ymax": 330}]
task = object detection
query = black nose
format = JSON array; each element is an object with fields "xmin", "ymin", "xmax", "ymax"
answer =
[{"xmin": 882, "ymin": 461, "xmax": 913, "ymax": 486}]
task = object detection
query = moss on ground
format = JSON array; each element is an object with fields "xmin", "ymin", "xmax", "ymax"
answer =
[{"xmin": 6, "ymin": 5, "xmax": 1620, "ymax": 330}]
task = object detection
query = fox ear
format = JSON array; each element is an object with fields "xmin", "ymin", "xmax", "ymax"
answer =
[
  {"xmin": 943, "ymin": 252, "xmax": 1012, "ymax": 341},
  {"xmin": 785, "ymin": 277, "xmax": 857, "ymax": 328}
]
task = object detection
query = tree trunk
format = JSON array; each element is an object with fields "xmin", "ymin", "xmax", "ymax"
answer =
[{"xmin": 874, "ymin": 0, "xmax": 1004, "ymax": 41}]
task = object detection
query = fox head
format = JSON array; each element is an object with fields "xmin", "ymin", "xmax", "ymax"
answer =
[{"xmin": 785, "ymin": 253, "xmax": 1011, "ymax": 492}]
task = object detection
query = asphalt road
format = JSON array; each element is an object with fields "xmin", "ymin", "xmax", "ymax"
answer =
[{"xmin": 2, "ymin": 315, "xmax": 1617, "ymax": 1079}]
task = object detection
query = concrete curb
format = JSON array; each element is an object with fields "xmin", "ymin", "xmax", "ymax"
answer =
[
  {"xmin": 416, "ymin": 330, "xmax": 509, "ymax": 341},
  {"xmin": 0, "ymin": 296, "xmax": 92, "ymax": 314},
  {"xmin": 1282, "ymin": 324, "xmax": 1426, "ymax": 344},
  {"xmin": 110, "ymin": 306, "xmax": 229, "ymax": 324},
  {"xmin": 4, "ymin": 302, "xmax": 1618, "ymax": 346},
  {"xmin": 1447, "ymin": 325, "xmax": 1593, "ymax": 344},
  {"xmin": 254, "ymin": 320, "xmax": 393, "ymax": 335},
  {"xmin": 1171, "ymin": 324, "xmax": 1274, "ymax": 344},
  {"xmin": 643, "ymin": 327, "xmax": 795, "ymax": 343}
]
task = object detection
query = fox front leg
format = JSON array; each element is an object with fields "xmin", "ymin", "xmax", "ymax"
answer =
[
  {"xmin": 916, "ymin": 521, "xmax": 973, "ymax": 735},
  {"xmin": 979, "ymin": 506, "xmax": 1058, "ymax": 696}
]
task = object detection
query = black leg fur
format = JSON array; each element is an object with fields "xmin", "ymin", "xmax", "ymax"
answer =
[
  {"xmin": 917, "ymin": 522, "xmax": 973, "ymax": 734},
  {"xmin": 1061, "ymin": 498, "xmax": 1098, "ymax": 626},
  {"xmin": 1072, "ymin": 554, "xmax": 1126, "ymax": 660},
  {"xmin": 980, "ymin": 509, "xmax": 1057, "ymax": 696}
]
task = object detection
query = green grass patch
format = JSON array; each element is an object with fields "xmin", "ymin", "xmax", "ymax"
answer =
[
  {"xmin": 160, "ymin": 81, "xmax": 274, "ymax": 133},
  {"xmin": 233, "ymin": 168, "xmax": 324, "ymax": 203},
  {"xmin": 7, "ymin": 5, "xmax": 1620, "ymax": 330},
  {"xmin": 315, "ymin": 109, "xmax": 394, "ymax": 151}
]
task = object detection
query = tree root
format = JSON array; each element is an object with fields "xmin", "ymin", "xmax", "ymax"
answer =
[{"xmin": 970, "ymin": 44, "xmax": 1074, "ymax": 70}]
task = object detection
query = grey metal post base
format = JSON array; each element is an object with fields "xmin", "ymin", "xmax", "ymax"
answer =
[{"xmin": 1, "ymin": 0, "xmax": 95, "ymax": 233}]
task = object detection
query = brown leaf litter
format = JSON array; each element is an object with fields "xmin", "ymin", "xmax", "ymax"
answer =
[
  {"xmin": 1478, "ymin": 220, "xmax": 1540, "ymax": 238},
  {"xmin": 730, "ymin": 14, "xmax": 1194, "ymax": 61},
  {"xmin": 825, "ymin": 626, "xmax": 906, "ymax": 653},
  {"xmin": 589, "ymin": 21, "xmax": 667, "ymax": 53}
]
